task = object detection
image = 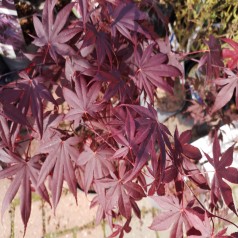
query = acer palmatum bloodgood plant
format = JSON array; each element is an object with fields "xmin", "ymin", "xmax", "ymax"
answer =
[{"xmin": 0, "ymin": 0, "xmax": 238, "ymax": 237}]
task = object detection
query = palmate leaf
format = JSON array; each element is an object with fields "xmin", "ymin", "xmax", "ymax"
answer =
[
  {"xmin": 84, "ymin": 104, "xmax": 114, "ymax": 144},
  {"xmin": 212, "ymin": 69, "xmax": 238, "ymax": 113},
  {"xmin": 63, "ymin": 77, "xmax": 104, "ymax": 124},
  {"xmin": 34, "ymin": 112, "xmax": 64, "ymax": 141},
  {"xmin": 0, "ymin": 150, "xmax": 50, "ymax": 233},
  {"xmin": 167, "ymin": 128, "xmax": 210, "ymax": 190},
  {"xmin": 32, "ymin": 0, "xmax": 80, "ymax": 62},
  {"xmin": 133, "ymin": 44, "xmax": 181, "ymax": 102},
  {"xmin": 111, "ymin": 109, "xmax": 138, "ymax": 160},
  {"xmin": 188, "ymin": 212, "xmax": 230, "ymax": 238},
  {"xmin": 0, "ymin": 88, "xmax": 31, "ymax": 129},
  {"xmin": 16, "ymin": 71, "xmax": 57, "ymax": 137},
  {"xmin": 204, "ymin": 133, "xmax": 238, "ymax": 215},
  {"xmin": 90, "ymin": 187, "xmax": 113, "ymax": 229},
  {"xmin": 150, "ymin": 196, "xmax": 203, "ymax": 238},
  {"xmin": 110, "ymin": 3, "xmax": 150, "ymax": 41},
  {"xmin": 76, "ymin": 145, "xmax": 114, "ymax": 194},
  {"xmin": 80, "ymin": 24, "xmax": 113, "ymax": 67},
  {"xmin": 122, "ymin": 104, "xmax": 171, "ymax": 182},
  {"xmin": 1, "ymin": 104, "xmax": 31, "ymax": 128},
  {"xmin": 186, "ymin": 100, "xmax": 207, "ymax": 124},
  {"xmin": 37, "ymin": 134, "xmax": 80, "ymax": 210},
  {"xmin": 96, "ymin": 162, "xmax": 145, "ymax": 219}
]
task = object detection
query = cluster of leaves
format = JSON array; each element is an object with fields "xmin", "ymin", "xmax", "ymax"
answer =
[{"xmin": 0, "ymin": 0, "xmax": 238, "ymax": 237}]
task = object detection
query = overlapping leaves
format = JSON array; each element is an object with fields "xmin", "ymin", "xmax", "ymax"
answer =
[
  {"xmin": 110, "ymin": 3, "xmax": 149, "ymax": 41},
  {"xmin": 16, "ymin": 71, "xmax": 57, "ymax": 137},
  {"xmin": 204, "ymin": 133, "xmax": 238, "ymax": 215},
  {"xmin": 0, "ymin": 0, "xmax": 238, "ymax": 237},
  {"xmin": 165, "ymin": 129, "xmax": 209, "ymax": 190},
  {"xmin": 198, "ymin": 35, "xmax": 224, "ymax": 80},
  {"xmin": 95, "ymin": 162, "xmax": 145, "ymax": 219},
  {"xmin": 122, "ymin": 104, "xmax": 171, "ymax": 181}
]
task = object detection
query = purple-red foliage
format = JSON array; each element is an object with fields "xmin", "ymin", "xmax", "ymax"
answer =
[{"xmin": 0, "ymin": 0, "xmax": 238, "ymax": 237}]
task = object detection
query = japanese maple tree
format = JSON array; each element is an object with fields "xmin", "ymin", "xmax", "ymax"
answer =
[{"xmin": 0, "ymin": 0, "xmax": 238, "ymax": 237}]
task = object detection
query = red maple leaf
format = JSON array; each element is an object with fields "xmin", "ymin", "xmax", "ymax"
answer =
[
  {"xmin": 133, "ymin": 44, "xmax": 181, "ymax": 102},
  {"xmin": 0, "ymin": 150, "xmax": 50, "ymax": 233},
  {"xmin": 188, "ymin": 212, "xmax": 230, "ymax": 238},
  {"xmin": 16, "ymin": 71, "xmax": 57, "ymax": 137},
  {"xmin": 186, "ymin": 100, "xmax": 208, "ymax": 124},
  {"xmin": 165, "ymin": 128, "xmax": 210, "ymax": 190},
  {"xmin": 96, "ymin": 162, "xmax": 145, "ymax": 219},
  {"xmin": 204, "ymin": 132, "xmax": 238, "ymax": 215},
  {"xmin": 76, "ymin": 144, "xmax": 114, "ymax": 194},
  {"xmin": 111, "ymin": 109, "xmax": 139, "ymax": 160},
  {"xmin": 79, "ymin": 24, "xmax": 113, "ymax": 67},
  {"xmin": 0, "ymin": 87, "xmax": 31, "ymax": 129},
  {"xmin": 63, "ymin": 77, "xmax": 104, "ymax": 124},
  {"xmin": 122, "ymin": 104, "xmax": 172, "ymax": 182},
  {"xmin": 110, "ymin": 3, "xmax": 149, "ymax": 41},
  {"xmin": 212, "ymin": 69, "xmax": 238, "ymax": 113},
  {"xmin": 74, "ymin": 0, "xmax": 89, "ymax": 28},
  {"xmin": 37, "ymin": 134, "xmax": 80, "ymax": 209},
  {"xmin": 150, "ymin": 196, "xmax": 203, "ymax": 238},
  {"xmin": 90, "ymin": 183, "xmax": 115, "ymax": 230},
  {"xmin": 32, "ymin": 0, "xmax": 80, "ymax": 62}
]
